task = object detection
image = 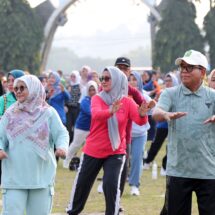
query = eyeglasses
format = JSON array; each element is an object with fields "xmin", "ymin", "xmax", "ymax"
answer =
[
  {"xmin": 14, "ymin": 85, "xmax": 27, "ymax": 93},
  {"xmin": 100, "ymin": 76, "xmax": 111, "ymax": 82},
  {"xmin": 179, "ymin": 65, "xmax": 202, "ymax": 73}
]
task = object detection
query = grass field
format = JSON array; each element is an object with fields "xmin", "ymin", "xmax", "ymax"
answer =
[{"xmin": 52, "ymin": 141, "xmax": 199, "ymax": 215}]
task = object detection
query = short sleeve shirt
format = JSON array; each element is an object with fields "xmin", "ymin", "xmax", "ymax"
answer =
[{"xmin": 157, "ymin": 84, "xmax": 215, "ymax": 179}]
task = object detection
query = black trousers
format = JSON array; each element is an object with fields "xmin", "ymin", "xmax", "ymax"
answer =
[
  {"xmin": 67, "ymin": 154, "xmax": 125, "ymax": 215},
  {"xmin": 165, "ymin": 176, "xmax": 215, "ymax": 215},
  {"xmin": 145, "ymin": 127, "xmax": 168, "ymax": 169},
  {"xmin": 147, "ymin": 115, "xmax": 157, "ymax": 141},
  {"xmin": 66, "ymin": 105, "xmax": 80, "ymax": 143}
]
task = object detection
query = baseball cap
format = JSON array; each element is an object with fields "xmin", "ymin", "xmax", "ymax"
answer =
[
  {"xmin": 175, "ymin": 50, "xmax": 208, "ymax": 69},
  {"xmin": 115, "ymin": 57, "xmax": 131, "ymax": 67}
]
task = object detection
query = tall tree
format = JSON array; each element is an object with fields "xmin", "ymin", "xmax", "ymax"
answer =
[
  {"xmin": 153, "ymin": 0, "xmax": 204, "ymax": 73},
  {"xmin": 204, "ymin": 5, "xmax": 215, "ymax": 70},
  {"xmin": 0, "ymin": 0, "xmax": 43, "ymax": 74}
]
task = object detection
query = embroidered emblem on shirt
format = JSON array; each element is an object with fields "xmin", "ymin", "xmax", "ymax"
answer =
[{"xmin": 205, "ymin": 102, "xmax": 212, "ymax": 109}]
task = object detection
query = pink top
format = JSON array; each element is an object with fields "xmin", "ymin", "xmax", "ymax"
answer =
[{"xmin": 83, "ymin": 95, "xmax": 148, "ymax": 158}]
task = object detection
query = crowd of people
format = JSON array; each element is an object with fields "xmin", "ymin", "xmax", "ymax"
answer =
[{"xmin": 0, "ymin": 50, "xmax": 215, "ymax": 215}]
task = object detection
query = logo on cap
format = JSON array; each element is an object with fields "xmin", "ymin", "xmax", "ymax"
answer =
[{"xmin": 184, "ymin": 50, "xmax": 192, "ymax": 57}]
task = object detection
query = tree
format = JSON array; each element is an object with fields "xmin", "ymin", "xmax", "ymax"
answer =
[
  {"xmin": 153, "ymin": 0, "xmax": 204, "ymax": 73},
  {"xmin": 0, "ymin": 0, "xmax": 43, "ymax": 74},
  {"xmin": 204, "ymin": 5, "xmax": 215, "ymax": 70}
]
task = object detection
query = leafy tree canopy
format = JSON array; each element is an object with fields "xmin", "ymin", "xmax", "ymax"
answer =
[
  {"xmin": 0, "ymin": 0, "xmax": 43, "ymax": 74},
  {"xmin": 153, "ymin": 0, "xmax": 204, "ymax": 73}
]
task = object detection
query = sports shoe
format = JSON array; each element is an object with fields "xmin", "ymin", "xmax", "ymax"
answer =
[
  {"xmin": 97, "ymin": 182, "xmax": 103, "ymax": 193},
  {"xmin": 142, "ymin": 162, "xmax": 151, "ymax": 170},
  {"xmin": 160, "ymin": 167, "xmax": 166, "ymax": 176},
  {"xmin": 130, "ymin": 186, "xmax": 140, "ymax": 196}
]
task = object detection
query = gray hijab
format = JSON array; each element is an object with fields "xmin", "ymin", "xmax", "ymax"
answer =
[
  {"xmin": 99, "ymin": 66, "xmax": 128, "ymax": 151},
  {"xmin": 165, "ymin": 72, "xmax": 179, "ymax": 87}
]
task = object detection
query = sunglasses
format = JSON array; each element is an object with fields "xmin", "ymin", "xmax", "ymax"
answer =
[
  {"xmin": 100, "ymin": 76, "xmax": 111, "ymax": 82},
  {"xmin": 179, "ymin": 65, "xmax": 202, "ymax": 73},
  {"xmin": 14, "ymin": 85, "xmax": 27, "ymax": 93}
]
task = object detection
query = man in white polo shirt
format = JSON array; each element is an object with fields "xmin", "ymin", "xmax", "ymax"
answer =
[{"xmin": 153, "ymin": 50, "xmax": 215, "ymax": 215}]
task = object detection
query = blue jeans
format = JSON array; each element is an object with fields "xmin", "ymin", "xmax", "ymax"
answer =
[{"xmin": 129, "ymin": 134, "xmax": 147, "ymax": 187}]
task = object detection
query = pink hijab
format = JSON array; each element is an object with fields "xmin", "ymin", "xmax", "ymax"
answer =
[{"xmin": 5, "ymin": 75, "xmax": 51, "ymax": 159}]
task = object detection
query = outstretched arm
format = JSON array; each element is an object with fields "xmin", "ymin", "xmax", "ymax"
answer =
[
  {"xmin": 204, "ymin": 115, "xmax": 215, "ymax": 124},
  {"xmin": 153, "ymin": 107, "xmax": 187, "ymax": 122}
]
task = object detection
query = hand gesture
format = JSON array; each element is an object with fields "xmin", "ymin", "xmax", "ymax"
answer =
[
  {"xmin": 55, "ymin": 148, "xmax": 67, "ymax": 159},
  {"xmin": 0, "ymin": 150, "xmax": 8, "ymax": 160},
  {"xmin": 139, "ymin": 102, "xmax": 150, "ymax": 117},
  {"xmin": 204, "ymin": 115, "xmax": 215, "ymax": 124},
  {"xmin": 163, "ymin": 112, "xmax": 187, "ymax": 122},
  {"xmin": 111, "ymin": 100, "xmax": 122, "ymax": 114},
  {"xmin": 147, "ymin": 100, "xmax": 156, "ymax": 109}
]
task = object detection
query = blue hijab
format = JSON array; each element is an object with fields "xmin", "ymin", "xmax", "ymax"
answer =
[{"xmin": 8, "ymin": 69, "xmax": 25, "ymax": 79}]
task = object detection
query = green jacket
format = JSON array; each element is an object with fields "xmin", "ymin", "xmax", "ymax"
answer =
[{"xmin": 0, "ymin": 92, "xmax": 16, "ymax": 116}]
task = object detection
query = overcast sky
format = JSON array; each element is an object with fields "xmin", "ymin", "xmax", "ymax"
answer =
[{"xmin": 28, "ymin": 0, "xmax": 210, "ymax": 59}]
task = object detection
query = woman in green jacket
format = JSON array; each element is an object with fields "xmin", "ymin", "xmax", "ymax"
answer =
[{"xmin": 0, "ymin": 69, "xmax": 25, "ymax": 116}]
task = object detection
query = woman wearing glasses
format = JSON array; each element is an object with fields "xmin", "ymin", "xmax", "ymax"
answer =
[
  {"xmin": 0, "ymin": 75, "xmax": 69, "ymax": 215},
  {"xmin": 0, "ymin": 69, "xmax": 25, "ymax": 116},
  {"xmin": 66, "ymin": 66, "xmax": 149, "ymax": 215},
  {"xmin": 0, "ymin": 69, "xmax": 25, "ymax": 186}
]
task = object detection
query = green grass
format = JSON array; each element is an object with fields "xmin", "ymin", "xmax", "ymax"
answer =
[
  {"xmin": 52, "ymin": 141, "xmax": 199, "ymax": 215},
  {"xmin": 0, "ymin": 141, "xmax": 198, "ymax": 214}
]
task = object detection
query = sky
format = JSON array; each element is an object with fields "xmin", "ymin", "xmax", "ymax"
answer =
[{"xmin": 28, "ymin": 0, "xmax": 210, "ymax": 59}]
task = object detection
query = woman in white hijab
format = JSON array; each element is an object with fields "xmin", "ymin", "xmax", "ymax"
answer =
[
  {"xmin": 66, "ymin": 66, "xmax": 149, "ymax": 215},
  {"xmin": 0, "ymin": 75, "xmax": 69, "ymax": 215}
]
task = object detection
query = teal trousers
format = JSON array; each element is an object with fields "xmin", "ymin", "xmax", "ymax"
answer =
[{"xmin": 1, "ymin": 187, "xmax": 54, "ymax": 215}]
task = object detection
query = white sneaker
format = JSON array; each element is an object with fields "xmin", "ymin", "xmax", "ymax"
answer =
[
  {"xmin": 130, "ymin": 186, "xmax": 140, "ymax": 196},
  {"xmin": 97, "ymin": 182, "xmax": 103, "ymax": 193},
  {"xmin": 160, "ymin": 167, "xmax": 166, "ymax": 176},
  {"xmin": 142, "ymin": 163, "xmax": 151, "ymax": 170}
]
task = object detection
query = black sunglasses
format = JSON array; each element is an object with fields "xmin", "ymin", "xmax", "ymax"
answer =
[
  {"xmin": 179, "ymin": 65, "xmax": 202, "ymax": 73},
  {"xmin": 14, "ymin": 85, "xmax": 27, "ymax": 93},
  {"xmin": 100, "ymin": 76, "xmax": 111, "ymax": 82}
]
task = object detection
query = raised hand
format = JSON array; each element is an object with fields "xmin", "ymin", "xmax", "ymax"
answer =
[
  {"xmin": 111, "ymin": 100, "xmax": 122, "ymax": 114},
  {"xmin": 139, "ymin": 102, "xmax": 150, "ymax": 117},
  {"xmin": 147, "ymin": 100, "xmax": 156, "ymax": 109},
  {"xmin": 163, "ymin": 112, "xmax": 187, "ymax": 122},
  {"xmin": 204, "ymin": 115, "xmax": 215, "ymax": 124}
]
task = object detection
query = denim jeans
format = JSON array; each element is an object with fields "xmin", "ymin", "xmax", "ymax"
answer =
[{"xmin": 129, "ymin": 134, "xmax": 147, "ymax": 187}]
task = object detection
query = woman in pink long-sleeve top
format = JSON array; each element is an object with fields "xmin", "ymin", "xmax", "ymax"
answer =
[{"xmin": 66, "ymin": 66, "xmax": 148, "ymax": 215}]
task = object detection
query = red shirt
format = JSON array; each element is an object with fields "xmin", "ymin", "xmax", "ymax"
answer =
[
  {"xmin": 83, "ymin": 95, "xmax": 148, "ymax": 158},
  {"xmin": 126, "ymin": 85, "xmax": 146, "ymax": 143}
]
